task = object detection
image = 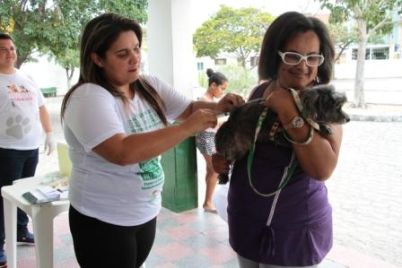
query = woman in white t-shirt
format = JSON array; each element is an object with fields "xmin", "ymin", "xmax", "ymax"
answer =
[
  {"xmin": 195, "ymin": 68, "xmax": 228, "ymax": 212},
  {"xmin": 60, "ymin": 13, "xmax": 243, "ymax": 268}
]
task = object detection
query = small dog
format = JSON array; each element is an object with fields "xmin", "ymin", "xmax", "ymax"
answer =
[{"xmin": 215, "ymin": 84, "xmax": 350, "ymax": 184}]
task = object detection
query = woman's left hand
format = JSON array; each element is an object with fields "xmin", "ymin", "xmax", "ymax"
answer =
[
  {"xmin": 216, "ymin": 93, "xmax": 245, "ymax": 113},
  {"xmin": 264, "ymin": 88, "xmax": 294, "ymax": 114}
]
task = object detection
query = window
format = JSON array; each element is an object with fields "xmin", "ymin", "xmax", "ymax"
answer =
[
  {"xmin": 371, "ymin": 47, "xmax": 389, "ymax": 60},
  {"xmin": 352, "ymin": 47, "xmax": 390, "ymax": 60},
  {"xmin": 196, "ymin": 62, "xmax": 204, "ymax": 71},
  {"xmin": 250, "ymin": 56, "xmax": 259, "ymax": 68},
  {"xmin": 214, "ymin": 58, "xmax": 227, "ymax": 65},
  {"xmin": 352, "ymin": 48, "xmax": 370, "ymax": 60}
]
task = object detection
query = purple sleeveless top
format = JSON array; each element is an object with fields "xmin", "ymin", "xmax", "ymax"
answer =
[{"xmin": 227, "ymin": 82, "xmax": 332, "ymax": 266}]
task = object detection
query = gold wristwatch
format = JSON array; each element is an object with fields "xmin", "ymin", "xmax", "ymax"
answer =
[{"xmin": 283, "ymin": 116, "xmax": 304, "ymax": 130}]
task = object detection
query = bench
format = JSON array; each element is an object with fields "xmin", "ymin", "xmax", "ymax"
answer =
[{"xmin": 40, "ymin": 87, "xmax": 57, "ymax": 97}]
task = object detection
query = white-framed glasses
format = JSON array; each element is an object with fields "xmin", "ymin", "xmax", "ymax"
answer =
[{"xmin": 278, "ymin": 51, "xmax": 324, "ymax": 67}]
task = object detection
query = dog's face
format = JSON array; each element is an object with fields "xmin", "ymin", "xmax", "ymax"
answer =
[
  {"xmin": 215, "ymin": 102, "xmax": 266, "ymax": 162},
  {"xmin": 300, "ymin": 84, "xmax": 350, "ymax": 124}
]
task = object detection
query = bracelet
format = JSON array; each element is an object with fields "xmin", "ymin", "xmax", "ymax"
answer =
[{"xmin": 283, "ymin": 125, "xmax": 314, "ymax": 145}]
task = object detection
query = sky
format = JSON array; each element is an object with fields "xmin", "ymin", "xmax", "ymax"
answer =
[{"xmin": 191, "ymin": 0, "xmax": 327, "ymax": 29}]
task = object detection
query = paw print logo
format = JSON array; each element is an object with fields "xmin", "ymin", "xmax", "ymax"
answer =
[{"xmin": 5, "ymin": 115, "xmax": 31, "ymax": 139}]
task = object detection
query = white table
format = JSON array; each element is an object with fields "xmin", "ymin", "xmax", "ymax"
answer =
[{"xmin": 1, "ymin": 177, "xmax": 69, "ymax": 268}]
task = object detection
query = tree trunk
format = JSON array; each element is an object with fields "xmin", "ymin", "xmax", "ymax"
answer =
[
  {"xmin": 354, "ymin": 18, "xmax": 367, "ymax": 108},
  {"xmin": 239, "ymin": 57, "xmax": 246, "ymax": 69},
  {"xmin": 16, "ymin": 54, "xmax": 29, "ymax": 69},
  {"xmin": 335, "ymin": 40, "xmax": 353, "ymax": 62},
  {"xmin": 65, "ymin": 67, "xmax": 74, "ymax": 90}
]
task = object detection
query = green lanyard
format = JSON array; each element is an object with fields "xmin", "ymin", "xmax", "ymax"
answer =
[{"xmin": 246, "ymin": 107, "xmax": 298, "ymax": 197}]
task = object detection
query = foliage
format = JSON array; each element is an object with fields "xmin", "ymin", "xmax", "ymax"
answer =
[
  {"xmin": 198, "ymin": 65, "xmax": 257, "ymax": 98},
  {"xmin": 318, "ymin": 0, "xmax": 401, "ymax": 107},
  {"xmin": 193, "ymin": 5, "xmax": 274, "ymax": 69},
  {"xmin": 322, "ymin": 0, "xmax": 400, "ymax": 36},
  {"xmin": 0, "ymin": 0, "xmax": 148, "ymax": 70},
  {"xmin": 328, "ymin": 22, "xmax": 357, "ymax": 61}
]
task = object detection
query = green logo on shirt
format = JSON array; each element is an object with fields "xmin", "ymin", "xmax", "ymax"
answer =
[
  {"xmin": 129, "ymin": 109, "xmax": 165, "ymax": 190},
  {"xmin": 138, "ymin": 157, "xmax": 164, "ymax": 190}
]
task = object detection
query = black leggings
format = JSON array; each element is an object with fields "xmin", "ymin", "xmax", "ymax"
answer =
[
  {"xmin": 69, "ymin": 205, "xmax": 156, "ymax": 268},
  {"xmin": 0, "ymin": 148, "xmax": 38, "ymax": 243}
]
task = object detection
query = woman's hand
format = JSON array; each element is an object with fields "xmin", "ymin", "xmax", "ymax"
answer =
[
  {"xmin": 180, "ymin": 109, "xmax": 218, "ymax": 135},
  {"xmin": 212, "ymin": 153, "xmax": 231, "ymax": 174},
  {"xmin": 264, "ymin": 87, "xmax": 295, "ymax": 114},
  {"xmin": 216, "ymin": 93, "xmax": 245, "ymax": 113}
]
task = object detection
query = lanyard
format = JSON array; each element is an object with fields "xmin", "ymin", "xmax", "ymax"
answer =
[{"xmin": 246, "ymin": 107, "xmax": 298, "ymax": 197}]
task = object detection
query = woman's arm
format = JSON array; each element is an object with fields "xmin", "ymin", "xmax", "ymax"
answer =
[
  {"xmin": 93, "ymin": 109, "xmax": 218, "ymax": 166},
  {"xmin": 176, "ymin": 93, "xmax": 245, "ymax": 121},
  {"xmin": 265, "ymin": 88, "xmax": 343, "ymax": 181},
  {"xmin": 98, "ymin": 92, "xmax": 244, "ymax": 165}
]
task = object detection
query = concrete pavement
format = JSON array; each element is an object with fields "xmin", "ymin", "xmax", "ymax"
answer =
[
  {"xmin": 333, "ymin": 77, "xmax": 402, "ymax": 106},
  {"xmin": 327, "ymin": 120, "xmax": 402, "ymax": 267}
]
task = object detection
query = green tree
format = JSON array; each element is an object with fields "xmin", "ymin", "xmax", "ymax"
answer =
[
  {"xmin": 328, "ymin": 22, "xmax": 357, "ymax": 62},
  {"xmin": 0, "ymin": 0, "xmax": 148, "ymax": 87},
  {"xmin": 318, "ymin": 0, "xmax": 402, "ymax": 108},
  {"xmin": 193, "ymin": 5, "xmax": 274, "ymax": 69}
]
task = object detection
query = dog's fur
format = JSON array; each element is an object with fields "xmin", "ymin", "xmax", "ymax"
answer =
[{"xmin": 215, "ymin": 84, "xmax": 350, "ymax": 184}]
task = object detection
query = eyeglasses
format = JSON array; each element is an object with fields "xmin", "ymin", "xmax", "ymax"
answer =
[{"xmin": 278, "ymin": 51, "xmax": 324, "ymax": 67}]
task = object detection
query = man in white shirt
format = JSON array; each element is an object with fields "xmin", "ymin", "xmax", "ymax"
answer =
[{"xmin": 0, "ymin": 32, "xmax": 55, "ymax": 267}]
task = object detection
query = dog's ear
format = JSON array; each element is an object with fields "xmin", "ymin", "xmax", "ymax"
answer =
[
  {"xmin": 315, "ymin": 89, "xmax": 335, "ymax": 122},
  {"xmin": 334, "ymin": 91, "xmax": 347, "ymax": 108},
  {"xmin": 299, "ymin": 87, "xmax": 319, "ymax": 118},
  {"xmin": 315, "ymin": 86, "xmax": 350, "ymax": 123},
  {"xmin": 334, "ymin": 92, "xmax": 350, "ymax": 123}
]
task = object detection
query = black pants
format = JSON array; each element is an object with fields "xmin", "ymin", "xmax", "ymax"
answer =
[
  {"xmin": 0, "ymin": 148, "xmax": 39, "ymax": 245},
  {"xmin": 69, "ymin": 205, "xmax": 156, "ymax": 268}
]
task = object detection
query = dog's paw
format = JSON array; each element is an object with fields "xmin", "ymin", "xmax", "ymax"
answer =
[{"xmin": 319, "ymin": 124, "xmax": 332, "ymax": 136}]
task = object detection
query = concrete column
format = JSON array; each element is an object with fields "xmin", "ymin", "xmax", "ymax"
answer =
[{"xmin": 147, "ymin": 0, "xmax": 198, "ymax": 98}]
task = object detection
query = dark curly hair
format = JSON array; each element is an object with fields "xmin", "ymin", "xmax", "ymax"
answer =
[{"xmin": 258, "ymin": 11, "xmax": 335, "ymax": 84}]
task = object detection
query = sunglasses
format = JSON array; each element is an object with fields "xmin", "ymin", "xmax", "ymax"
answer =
[{"xmin": 278, "ymin": 51, "xmax": 324, "ymax": 67}]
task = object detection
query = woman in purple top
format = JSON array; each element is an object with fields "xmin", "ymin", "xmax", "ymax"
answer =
[{"xmin": 213, "ymin": 12, "xmax": 342, "ymax": 267}]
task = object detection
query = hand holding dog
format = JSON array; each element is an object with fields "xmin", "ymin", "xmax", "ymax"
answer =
[
  {"xmin": 216, "ymin": 93, "xmax": 245, "ymax": 113},
  {"xmin": 181, "ymin": 109, "xmax": 218, "ymax": 135},
  {"xmin": 264, "ymin": 87, "xmax": 295, "ymax": 115}
]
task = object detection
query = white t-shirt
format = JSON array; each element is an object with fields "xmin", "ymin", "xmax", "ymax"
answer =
[
  {"xmin": 63, "ymin": 75, "xmax": 191, "ymax": 226},
  {"xmin": 0, "ymin": 70, "xmax": 45, "ymax": 150}
]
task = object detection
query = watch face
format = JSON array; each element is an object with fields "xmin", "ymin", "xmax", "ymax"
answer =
[
  {"xmin": 294, "ymin": 116, "xmax": 304, "ymax": 128},
  {"xmin": 284, "ymin": 116, "xmax": 305, "ymax": 130}
]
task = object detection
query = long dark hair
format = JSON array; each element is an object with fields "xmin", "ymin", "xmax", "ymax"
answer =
[
  {"xmin": 258, "ymin": 11, "xmax": 335, "ymax": 84},
  {"xmin": 61, "ymin": 13, "xmax": 167, "ymax": 125}
]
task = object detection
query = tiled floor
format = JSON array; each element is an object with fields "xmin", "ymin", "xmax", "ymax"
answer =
[
  {"xmin": 15, "ymin": 206, "xmax": 350, "ymax": 268},
  {"xmin": 12, "ymin": 150, "xmax": 347, "ymax": 268},
  {"xmin": 11, "ymin": 159, "xmax": 402, "ymax": 268},
  {"xmin": 12, "ymin": 152, "xmax": 398, "ymax": 268},
  {"xmin": 16, "ymin": 207, "xmax": 238, "ymax": 268}
]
